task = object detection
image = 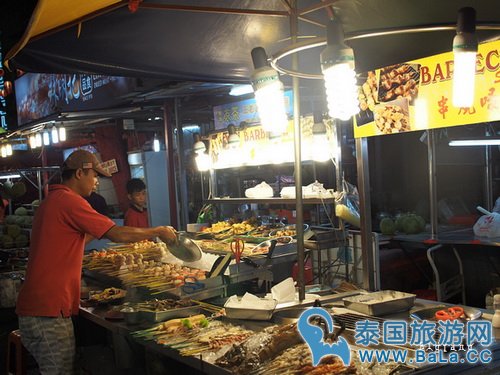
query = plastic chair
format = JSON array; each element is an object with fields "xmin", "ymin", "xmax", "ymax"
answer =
[
  {"xmin": 6, "ymin": 330, "xmax": 27, "ymax": 375},
  {"xmin": 427, "ymin": 244, "xmax": 466, "ymax": 304}
]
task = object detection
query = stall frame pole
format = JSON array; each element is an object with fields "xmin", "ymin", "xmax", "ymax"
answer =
[
  {"xmin": 427, "ymin": 130, "xmax": 438, "ymax": 238},
  {"xmin": 163, "ymin": 101, "xmax": 179, "ymax": 229},
  {"xmin": 174, "ymin": 98, "xmax": 189, "ymax": 229},
  {"xmin": 290, "ymin": 1, "xmax": 305, "ymax": 301},
  {"xmin": 356, "ymin": 137, "xmax": 376, "ymax": 291}
]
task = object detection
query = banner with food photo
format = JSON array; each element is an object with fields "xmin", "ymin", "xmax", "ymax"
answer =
[{"xmin": 354, "ymin": 39, "xmax": 500, "ymax": 138}]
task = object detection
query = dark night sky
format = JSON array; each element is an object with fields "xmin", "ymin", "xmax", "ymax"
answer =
[{"xmin": 0, "ymin": 1, "xmax": 37, "ymax": 54}]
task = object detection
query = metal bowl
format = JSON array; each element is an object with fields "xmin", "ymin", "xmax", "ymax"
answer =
[{"xmin": 167, "ymin": 232, "xmax": 202, "ymax": 262}]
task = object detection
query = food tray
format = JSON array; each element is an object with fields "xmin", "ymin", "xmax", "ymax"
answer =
[
  {"xmin": 140, "ymin": 305, "xmax": 202, "ymax": 323},
  {"xmin": 342, "ymin": 290, "xmax": 415, "ymax": 316},
  {"xmin": 224, "ymin": 297, "xmax": 277, "ymax": 320}
]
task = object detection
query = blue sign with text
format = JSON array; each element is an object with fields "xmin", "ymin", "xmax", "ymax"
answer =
[{"xmin": 213, "ymin": 90, "xmax": 293, "ymax": 130}]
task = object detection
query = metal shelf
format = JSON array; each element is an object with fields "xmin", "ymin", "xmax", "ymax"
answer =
[{"xmin": 205, "ymin": 197, "xmax": 335, "ymax": 205}]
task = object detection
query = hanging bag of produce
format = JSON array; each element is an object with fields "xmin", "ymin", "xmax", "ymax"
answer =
[{"xmin": 335, "ymin": 180, "xmax": 360, "ymax": 228}]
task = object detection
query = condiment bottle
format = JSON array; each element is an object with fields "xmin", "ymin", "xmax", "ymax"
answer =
[{"xmin": 492, "ymin": 294, "xmax": 500, "ymax": 328}]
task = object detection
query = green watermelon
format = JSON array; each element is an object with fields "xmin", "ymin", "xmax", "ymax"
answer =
[
  {"xmin": 15, "ymin": 234, "xmax": 29, "ymax": 248},
  {"xmin": 14, "ymin": 207, "xmax": 28, "ymax": 216},
  {"xmin": 380, "ymin": 218, "xmax": 396, "ymax": 235},
  {"xmin": 395, "ymin": 215, "xmax": 408, "ymax": 232},
  {"xmin": 403, "ymin": 215, "xmax": 421, "ymax": 234},
  {"xmin": 7, "ymin": 225, "xmax": 21, "ymax": 238},
  {"xmin": 5, "ymin": 215, "xmax": 17, "ymax": 225},
  {"xmin": 1, "ymin": 234, "xmax": 14, "ymax": 248},
  {"xmin": 11, "ymin": 182, "xmax": 27, "ymax": 199},
  {"xmin": 415, "ymin": 215, "xmax": 426, "ymax": 232}
]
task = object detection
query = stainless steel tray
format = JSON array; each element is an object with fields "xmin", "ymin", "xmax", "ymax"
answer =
[
  {"xmin": 140, "ymin": 305, "xmax": 202, "ymax": 323},
  {"xmin": 224, "ymin": 297, "xmax": 277, "ymax": 320},
  {"xmin": 224, "ymin": 306, "xmax": 275, "ymax": 321},
  {"xmin": 342, "ymin": 290, "xmax": 416, "ymax": 316},
  {"xmin": 157, "ymin": 275, "xmax": 225, "ymax": 300}
]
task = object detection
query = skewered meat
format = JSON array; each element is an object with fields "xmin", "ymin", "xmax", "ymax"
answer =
[
  {"xmin": 378, "ymin": 63, "xmax": 419, "ymax": 103},
  {"xmin": 216, "ymin": 324, "xmax": 302, "ymax": 373}
]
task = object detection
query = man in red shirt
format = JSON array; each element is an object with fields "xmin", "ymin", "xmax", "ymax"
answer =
[
  {"xmin": 124, "ymin": 178, "xmax": 149, "ymax": 227},
  {"xmin": 16, "ymin": 150, "xmax": 177, "ymax": 374}
]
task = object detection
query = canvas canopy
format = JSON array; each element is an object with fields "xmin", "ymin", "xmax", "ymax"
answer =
[{"xmin": 4, "ymin": 0, "xmax": 500, "ymax": 83}]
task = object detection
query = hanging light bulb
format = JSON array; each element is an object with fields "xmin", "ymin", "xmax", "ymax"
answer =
[
  {"xmin": 153, "ymin": 133, "xmax": 160, "ymax": 152},
  {"xmin": 29, "ymin": 135, "xmax": 37, "ymax": 149},
  {"xmin": 59, "ymin": 125, "xmax": 67, "ymax": 142},
  {"xmin": 6, "ymin": 144, "xmax": 12, "ymax": 156},
  {"xmin": 250, "ymin": 47, "xmax": 288, "ymax": 134},
  {"xmin": 193, "ymin": 133, "xmax": 206, "ymax": 155},
  {"xmin": 268, "ymin": 132, "xmax": 288, "ymax": 165},
  {"xmin": 0, "ymin": 146, "xmax": 6, "ymax": 158},
  {"xmin": 51, "ymin": 127, "xmax": 59, "ymax": 144},
  {"xmin": 195, "ymin": 153, "xmax": 211, "ymax": 171},
  {"xmin": 43, "ymin": 130, "xmax": 50, "ymax": 146},
  {"xmin": 229, "ymin": 84, "xmax": 253, "ymax": 96},
  {"xmin": 321, "ymin": 18, "xmax": 359, "ymax": 121},
  {"xmin": 227, "ymin": 124, "xmax": 240, "ymax": 149},
  {"xmin": 224, "ymin": 124, "xmax": 243, "ymax": 166},
  {"xmin": 452, "ymin": 7, "xmax": 478, "ymax": 108},
  {"xmin": 311, "ymin": 114, "xmax": 331, "ymax": 162},
  {"xmin": 193, "ymin": 133, "xmax": 210, "ymax": 171},
  {"xmin": 35, "ymin": 133, "xmax": 42, "ymax": 148}
]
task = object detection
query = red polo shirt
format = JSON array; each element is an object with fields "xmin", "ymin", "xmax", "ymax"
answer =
[
  {"xmin": 16, "ymin": 185, "xmax": 115, "ymax": 317},
  {"xmin": 124, "ymin": 205, "xmax": 149, "ymax": 228}
]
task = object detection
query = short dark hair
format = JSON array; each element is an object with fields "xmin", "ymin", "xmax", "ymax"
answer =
[{"xmin": 127, "ymin": 178, "xmax": 146, "ymax": 194}]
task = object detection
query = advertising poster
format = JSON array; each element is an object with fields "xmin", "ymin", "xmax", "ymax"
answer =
[{"xmin": 354, "ymin": 40, "xmax": 500, "ymax": 138}]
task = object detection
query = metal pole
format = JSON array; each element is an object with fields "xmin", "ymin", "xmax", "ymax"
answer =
[
  {"xmin": 174, "ymin": 98, "xmax": 189, "ymax": 229},
  {"xmin": 356, "ymin": 137, "xmax": 375, "ymax": 291},
  {"xmin": 427, "ymin": 130, "xmax": 438, "ymax": 238},
  {"xmin": 163, "ymin": 101, "xmax": 179, "ymax": 229},
  {"xmin": 290, "ymin": 1, "xmax": 305, "ymax": 301},
  {"xmin": 485, "ymin": 127, "xmax": 493, "ymax": 210},
  {"xmin": 37, "ymin": 170, "xmax": 43, "ymax": 202},
  {"xmin": 41, "ymin": 150, "xmax": 49, "ymax": 199}
]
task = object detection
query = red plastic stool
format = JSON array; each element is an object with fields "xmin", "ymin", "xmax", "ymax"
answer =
[{"xmin": 6, "ymin": 330, "xmax": 27, "ymax": 375}]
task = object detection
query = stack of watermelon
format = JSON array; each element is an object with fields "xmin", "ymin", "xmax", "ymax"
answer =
[{"xmin": 380, "ymin": 213, "xmax": 426, "ymax": 235}]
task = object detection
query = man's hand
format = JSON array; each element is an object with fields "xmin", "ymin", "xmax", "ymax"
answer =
[{"xmin": 157, "ymin": 226, "xmax": 177, "ymax": 244}]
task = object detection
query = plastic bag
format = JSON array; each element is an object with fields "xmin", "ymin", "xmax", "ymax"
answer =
[
  {"xmin": 473, "ymin": 213, "xmax": 500, "ymax": 238},
  {"xmin": 245, "ymin": 181, "xmax": 274, "ymax": 198},
  {"xmin": 493, "ymin": 197, "xmax": 500, "ymax": 213},
  {"xmin": 335, "ymin": 180, "xmax": 361, "ymax": 228}
]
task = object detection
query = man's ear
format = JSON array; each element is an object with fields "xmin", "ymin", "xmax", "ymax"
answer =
[
  {"xmin": 127, "ymin": 193, "xmax": 132, "ymax": 201},
  {"xmin": 74, "ymin": 168, "xmax": 84, "ymax": 180}
]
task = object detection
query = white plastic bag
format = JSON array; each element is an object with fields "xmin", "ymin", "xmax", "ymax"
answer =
[
  {"xmin": 245, "ymin": 181, "xmax": 274, "ymax": 198},
  {"xmin": 473, "ymin": 213, "xmax": 500, "ymax": 238}
]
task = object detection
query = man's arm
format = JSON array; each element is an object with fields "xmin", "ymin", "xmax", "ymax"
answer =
[
  {"xmin": 103, "ymin": 225, "xmax": 176, "ymax": 244},
  {"xmin": 85, "ymin": 234, "xmax": 95, "ymax": 244}
]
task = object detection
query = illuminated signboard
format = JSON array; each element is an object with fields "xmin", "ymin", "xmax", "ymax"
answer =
[
  {"xmin": 0, "ymin": 42, "xmax": 7, "ymax": 133},
  {"xmin": 213, "ymin": 90, "xmax": 294, "ymax": 130},
  {"xmin": 15, "ymin": 73, "xmax": 137, "ymax": 126},
  {"xmin": 354, "ymin": 39, "xmax": 500, "ymax": 138}
]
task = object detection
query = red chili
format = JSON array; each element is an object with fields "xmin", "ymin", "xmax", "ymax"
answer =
[{"xmin": 435, "ymin": 306, "xmax": 464, "ymax": 320}]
